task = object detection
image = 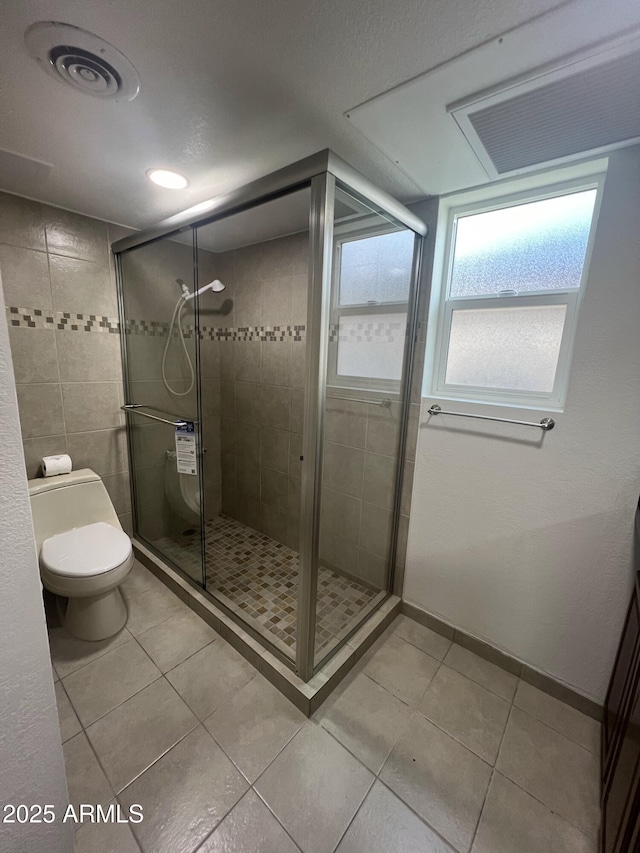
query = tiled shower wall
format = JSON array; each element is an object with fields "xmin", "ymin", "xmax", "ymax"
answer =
[
  {"xmin": 212, "ymin": 206, "xmax": 436, "ymax": 594},
  {"xmin": 0, "ymin": 191, "xmax": 132, "ymax": 534},
  {"xmin": 211, "ymin": 232, "xmax": 309, "ymax": 549},
  {"xmin": 120, "ymin": 237, "xmax": 223, "ymax": 542}
]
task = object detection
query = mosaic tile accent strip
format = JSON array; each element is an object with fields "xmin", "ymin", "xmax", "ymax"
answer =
[
  {"xmin": 154, "ymin": 514, "xmax": 380, "ymax": 660},
  {"xmin": 124, "ymin": 319, "xmax": 306, "ymax": 342},
  {"xmin": 5, "ymin": 306, "xmax": 306, "ymax": 341},
  {"xmin": 328, "ymin": 319, "xmax": 406, "ymax": 344},
  {"xmin": 6, "ymin": 306, "xmax": 120, "ymax": 333}
]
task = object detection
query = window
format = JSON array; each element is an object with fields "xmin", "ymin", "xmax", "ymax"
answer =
[
  {"xmin": 429, "ymin": 176, "xmax": 603, "ymax": 409},
  {"xmin": 328, "ymin": 228, "xmax": 416, "ymax": 392}
]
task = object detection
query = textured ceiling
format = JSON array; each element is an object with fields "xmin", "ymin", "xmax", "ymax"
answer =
[{"xmin": 0, "ymin": 0, "xmax": 612, "ymax": 229}]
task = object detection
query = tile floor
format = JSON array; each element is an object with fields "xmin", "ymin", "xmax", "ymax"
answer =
[
  {"xmin": 50, "ymin": 564, "xmax": 601, "ymax": 853},
  {"xmin": 155, "ymin": 515, "xmax": 382, "ymax": 659}
]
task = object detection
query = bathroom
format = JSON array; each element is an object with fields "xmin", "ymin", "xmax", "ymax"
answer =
[{"xmin": 1, "ymin": 2, "xmax": 640, "ymax": 853}]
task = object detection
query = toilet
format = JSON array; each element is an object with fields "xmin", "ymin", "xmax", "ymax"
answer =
[{"xmin": 28, "ymin": 468, "xmax": 134, "ymax": 641}]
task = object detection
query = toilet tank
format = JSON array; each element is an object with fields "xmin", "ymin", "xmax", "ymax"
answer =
[{"xmin": 28, "ymin": 469, "xmax": 122, "ymax": 551}]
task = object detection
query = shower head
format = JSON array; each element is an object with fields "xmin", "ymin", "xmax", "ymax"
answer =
[{"xmin": 178, "ymin": 279, "xmax": 225, "ymax": 301}]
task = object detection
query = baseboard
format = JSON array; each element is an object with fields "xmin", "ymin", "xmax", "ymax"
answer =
[{"xmin": 402, "ymin": 600, "xmax": 603, "ymax": 722}]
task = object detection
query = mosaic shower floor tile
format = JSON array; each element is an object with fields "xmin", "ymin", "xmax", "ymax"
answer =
[{"xmin": 154, "ymin": 515, "xmax": 381, "ymax": 660}]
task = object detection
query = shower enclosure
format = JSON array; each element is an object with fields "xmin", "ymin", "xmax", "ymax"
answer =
[{"xmin": 114, "ymin": 151, "xmax": 426, "ymax": 680}]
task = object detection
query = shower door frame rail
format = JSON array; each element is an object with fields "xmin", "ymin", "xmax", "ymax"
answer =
[{"xmin": 113, "ymin": 149, "xmax": 427, "ymax": 682}]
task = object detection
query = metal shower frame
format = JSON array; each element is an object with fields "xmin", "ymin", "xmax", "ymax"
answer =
[{"xmin": 113, "ymin": 149, "xmax": 427, "ymax": 681}]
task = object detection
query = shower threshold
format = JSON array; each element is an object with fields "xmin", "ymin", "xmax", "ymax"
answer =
[
  {"xmin": 132, "ymin": 533, "xmax": 400, "ymax": 715},
  {"xmin": 155, "ymin": 515, "xmax": 382, "ymax": 662}
]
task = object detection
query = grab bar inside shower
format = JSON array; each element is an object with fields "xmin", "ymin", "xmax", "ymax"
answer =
[
  {"xmin": 427, "ymin": 404, "xmax": 555, "ymax": 431},
  {"xmin": 121, "ymin": 404, "xmax": 189, "ymax": 428},
  {"xmin": 326, "ymin": 395, "xmax": 391, "ymax": 408}
]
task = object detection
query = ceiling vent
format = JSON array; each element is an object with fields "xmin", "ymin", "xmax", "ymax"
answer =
[
  {"xmin": 25, "ymin": 22, "xmax": 140, "ymax": 101},
  {"xmin": 449, "ymin": 33, "xmax": 640, "ymax": 178}
]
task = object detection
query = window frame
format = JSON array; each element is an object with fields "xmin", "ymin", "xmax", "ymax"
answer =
[
  {"xmin": 428, "ymin": 172, "xmax": 606, "ymax": 411},
  {"xmin": 327, "ymin": 222, "xmax": 414, "ymax": 394}
]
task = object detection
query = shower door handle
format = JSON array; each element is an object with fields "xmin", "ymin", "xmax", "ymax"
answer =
[{"xmin": 121, "ymin": 404, "xmax": 189, "ymax": 428}]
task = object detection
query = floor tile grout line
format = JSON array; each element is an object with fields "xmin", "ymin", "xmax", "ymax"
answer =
[
  {"xmin": 511, "ymin": 693, "xmax": 600, "ymax": 755},
  {"xmin": 490, "ymin": 768, "xmax": 598, "ymax": 842},
  {"xmin": 64, "ymin": 668, "xmax": 164, "ymax": 731},
  {"xmin": 245, "ymin": 785, "xmax": 307, "ymax": 853},
  {"xmin": 114, "ymin": 711, "xmax": 201, "ymax": 799},
  {"xmin": 467, "ymin": 701, "xmax": 515, "ymax": 851},
  {"xmin": 329, "ymin": 774, "xmax": 377, "ymax": 853},
  {"xmin": 131, "ymin": 626, "xmax": 219, "ymax": 678},
  {"xmin": 247, "ymin": 717, "xmax": 312, "ymax": 791},
  {"xmin": 511, "ymin": 703, "xmax": 600, "ymax": 758},
  {"xmin": 50, "ymin": 626, "xmax": 134, "ymax": 679},
  {"xmin": 487, "ymin": 704, "xmax": 600, "ymax": 843},
  {"xmin": 442, "ymin": 650, "xmax": 519, "ymax": 704},
  {"xmin": 388, "ymin": 628, "xmax": 450, "ymax": 667},
  {"xmin": 312, "ymin": 703, "xmax": 463, "ymax": 853},
  {"xmin": 373, "ymin": 777, "xmax": 460, "ymax": 853}
]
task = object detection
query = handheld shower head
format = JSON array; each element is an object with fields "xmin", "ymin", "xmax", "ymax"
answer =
[{"xmin": 182, "ymin": 279, "xmax": 225, "ymax": 301}]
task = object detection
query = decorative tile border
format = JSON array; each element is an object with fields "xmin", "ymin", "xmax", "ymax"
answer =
[
  {"xmin": 124, "ymin": 319, "xmax": 306, "ymax": 342},
  {"xmin": 6, "ymin": 306, "xmax": 120, "ymax": 333},
  {"xmin": 4, "ymin": 307, "xmax": 305, "ymax": 342},
  {"xmin": 328, "ymin": 319, "xmax": 406, "ymax": 344}
]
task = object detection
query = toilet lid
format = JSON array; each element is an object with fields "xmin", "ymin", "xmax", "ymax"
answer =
[{"xmin": 41, "ymin": 522, "xmax": 132, "ymax": 577}]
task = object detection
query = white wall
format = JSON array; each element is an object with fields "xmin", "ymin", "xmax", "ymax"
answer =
[
  {"xmin": 405, "ymin": 146, "xmax": 640, "ymax": 703},
  {"xmin": 0, "ymin": 272, "xmax": 72, "ymax": 851}
]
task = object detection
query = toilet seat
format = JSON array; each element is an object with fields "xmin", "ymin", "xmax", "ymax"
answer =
[{"xmin": 41, "ymin": 521, "xmax": 132, "ymax": 577}]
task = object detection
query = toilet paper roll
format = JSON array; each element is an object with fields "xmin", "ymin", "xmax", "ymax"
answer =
[{"xmin": 42, "ymin": 454, "xmax": 73, "ymax": 477}]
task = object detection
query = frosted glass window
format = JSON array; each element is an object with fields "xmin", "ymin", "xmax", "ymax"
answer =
[
  {"xmin": 339, "ymin": 230, "xmax": 414, "ymax": 306},
  {"xmin": 445, "ymin": 305, "xmax": 567, "ymax": 392},
  {"xmin": 450, "ymin": 189, "xmax": 597, "ymax": 297},
  {"xmin": 336, "ymin": 313, "xmax": 406, "ymax": 381}
]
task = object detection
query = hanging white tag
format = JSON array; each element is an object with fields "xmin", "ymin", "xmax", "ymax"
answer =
[{"xmin": 175, "ymin": 421, "xmax": 197, "ymax": 475}]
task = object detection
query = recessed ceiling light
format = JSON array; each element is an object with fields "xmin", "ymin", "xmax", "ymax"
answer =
[{"xmin": 146, "ymin": 168, "xmax": 189, "ymax": 189}]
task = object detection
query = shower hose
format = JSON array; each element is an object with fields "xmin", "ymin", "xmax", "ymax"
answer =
[{"xmin": 162, "ymin": 294, "xmax": 194, "ymax": 397}]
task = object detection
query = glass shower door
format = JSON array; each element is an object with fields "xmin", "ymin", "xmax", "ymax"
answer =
[
  {"xmin": 195, "ymin": 186, "xmax": 311, "ymax": 662},
  {"xmin": 118, "ymin": 232, "xmax": 206, "ymax": 587},
  {"xmin": 312, "ymin": 183, "xmax": 420, "ymax": 668}
]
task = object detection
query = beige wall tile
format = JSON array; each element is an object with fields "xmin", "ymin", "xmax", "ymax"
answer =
[
  {"xmin": 45, "ymin": 208, "xmax": 109, "ymax": 263},
  {"xmin": 363, "ymin": 451, "xmax": 397, "ymax": 510},
  {"xmin": 261, "ymin": 340, "xmax": 291, "ymax": 386},
  {"xmin": 325, "ymin": 398, "xmax": 367, "ymax": 449},
  {"xmin": 0, "ymin": 245, "xmax": 51, "ymax": 308},
  {"xmin": 323, "ymin": 442, "xmax": 365, "ymax": 498},
  {"xmin": 234, "ymin": 244, "xmax": 262, "ymax": 282},
  {"xmin": 15, "ymin": 383, "xmax": 64, "ymax": 439},
  {"xmin": 262, "ymin": 236, "xmax": 295, "ymax": 280},
  {"xmin": 0, "ymin": 193, "xmax": 46, "ymax": 250},
  {"xmin": 49, "ymin": 254, "xmax": 116, "ymax": 316},
  {"xmin": 103, "ymin": 470, "xmax": 132, "ymax": 515},
  {"xmin": 56, "ymin": 330, "xmax": 122, "ymax": 382},
  {"xmin": 261, "ymin": 467, "xmax": 288, "ymax": 513},
  {"xmin": 261, "ymin": 426, "xmax": 290, "ymax": 473},
  {"xmin": 359, "ymin": 502, "xmax": 393, "ymax": 558},
  {"xmin": 234, "ymin": 340, "xmax": 261, "ymax": 382},
  {"xmin": 260, "ymin": 384, "xmax": 291, "ymax": 431},
  {"xmin": 66, "ymin": 428, "xmax": 127, "ymax": 477},
  {"xmin": 8, "ymin": 327, "xmax": 59, "ymax": 383},
  {"xmin": 262, "ymin": 277, "xmax": 292, "ymax": 326},
  {"xmin": 62, "ymin": 382, "xmax": 122, "ymax": 433},
  {"xmin": 235, "ymin": 420, "xmax": 261, "ymax": 463},
  {"xmin": 22, "ymin": 434, "xmax": 68, "ymax": 479}
]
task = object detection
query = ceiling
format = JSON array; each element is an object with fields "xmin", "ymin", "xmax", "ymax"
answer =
[{"xmin": 0, "ymin": 0, "xmax": 637, "ymax": 231}]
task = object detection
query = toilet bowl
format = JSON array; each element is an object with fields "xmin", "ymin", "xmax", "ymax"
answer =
[
  {"xmin": 164, "ymin": 449, "xmax": 200, "ymax": 526},
  {"xmin": 28, "ymin": 469, "xmax": 134, "ymax": 641}
]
